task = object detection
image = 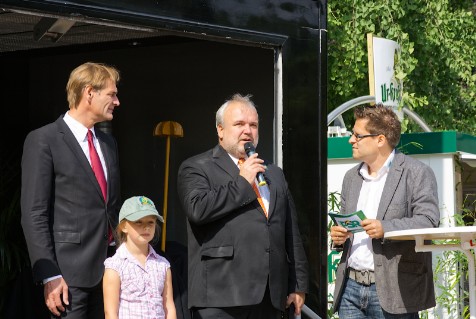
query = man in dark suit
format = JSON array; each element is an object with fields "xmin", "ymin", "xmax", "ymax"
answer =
[
  {"xmin": 21, "ymin": 62, "xmax": 122, "ymax": 319},
  {"xmin": 177, "ymin": 94, "xmax": 308, "ymax": 319},
  {"xmin": 330, "ymin": 104, "xmax": 439, "ymax": 318}
]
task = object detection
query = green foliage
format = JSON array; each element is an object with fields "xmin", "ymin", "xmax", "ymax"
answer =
[
  {"xmin": 328, "ymin": 191, "xmax": 341, "ymax": 212},
  {"xmin": 432, "ymin": 248, "xmax": 469, "ymax": 318},
  {"xmin": 429, "ymin": 198, "xmax": 475, "ymax": 319},
  {"xmin": 397, "ymin": 141, "xmax": 423, "ymax": 154},
  {"xmin": 327, "ymin": 192, "xmax": 341, "ymax": 319},
  {"xmin": 328, "ymin": 0, "xmax": 476, "ymax": 134}
]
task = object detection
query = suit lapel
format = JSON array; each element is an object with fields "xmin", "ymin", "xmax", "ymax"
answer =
[
  {"xmin": 263, "ymin": 174, "xmax": 275, "ymax": 219},
  {"xmin": 55, "ymin": 117, "xmax": 105, "ymax": 201},
  {"xmin": 347, "ymin": 165, "xmax": 364, "ymax": 213},
  {"xmin": 376, "ymin": 152, "xmax": 404, "ymax": 220},
  {"xmin": 96, "ymin": 130, "xmax": 112, "ymax": 202},
  {"xmin": 213, "ymin": 145, "xmax": 270, "ymax": 218},
  {"xmin": 212, "ymin": 145, "xmax": 240, "ymax": 179}
]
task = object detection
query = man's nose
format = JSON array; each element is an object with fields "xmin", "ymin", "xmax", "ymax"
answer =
[{"xmin": 349, "ymin": 134, "xmax": 356, "ymax": 144}]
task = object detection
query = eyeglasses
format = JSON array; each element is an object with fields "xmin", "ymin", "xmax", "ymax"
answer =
[{"xmin": 351, "ymin": 131, "xmax": 381, "ymax": 141}]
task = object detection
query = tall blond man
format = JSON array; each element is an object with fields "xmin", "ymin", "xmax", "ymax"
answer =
[{"xmin": 21, "ymin": 62, "xmax": 122, "ymax": 319}]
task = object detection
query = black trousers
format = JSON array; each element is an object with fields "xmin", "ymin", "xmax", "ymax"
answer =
[{"xmin": 192, "ymin": 284, "xmax": 282, "ymax": 319}]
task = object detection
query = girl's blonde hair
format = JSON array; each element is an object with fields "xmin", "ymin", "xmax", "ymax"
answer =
[{"xmin": 115, "ymin": 218, "xmax": 161, "ymax": 246}]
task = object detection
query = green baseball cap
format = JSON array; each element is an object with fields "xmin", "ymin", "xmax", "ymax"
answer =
[{"xmin": 119, "ymin": 196, "xmax": 164, "ymax": 223}]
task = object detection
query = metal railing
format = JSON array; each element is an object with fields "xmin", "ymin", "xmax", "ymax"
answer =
[
  {"xmin": 301, "ymin": 304, "xmax": 322, "ymax": 319},
  {"xmin": 327, "ymin": 95, "xmax": 432, "ymax": 132}
]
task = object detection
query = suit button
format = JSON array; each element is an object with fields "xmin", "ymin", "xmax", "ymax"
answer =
[
  {"xmin": 104, "ymin": 234, "xmax": 108, "ymax": 239},
  {"xmin": 265, "ymin": 248, "xmax": 270, "ymax": 253}
]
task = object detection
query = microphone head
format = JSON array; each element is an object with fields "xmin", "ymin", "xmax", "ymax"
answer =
[{"xmin": 244, "ymin": 142, "xmax": 255, "ymax": 156}]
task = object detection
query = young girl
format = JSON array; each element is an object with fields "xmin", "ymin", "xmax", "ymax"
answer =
[{"xmin": 103, "ymin": 196, "xmax": 176, "ymax": 319}]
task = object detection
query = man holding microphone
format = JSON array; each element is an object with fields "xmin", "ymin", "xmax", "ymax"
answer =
[{"xmin": 177, "ymin": 93, "xmax": 308, "ymax": 319}]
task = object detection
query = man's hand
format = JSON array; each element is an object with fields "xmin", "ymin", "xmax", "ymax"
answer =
[
  {"xmin": 44, "ymin": 277, "xmax": 69, "ymax": 316},
  {"xmin": 239, "ymin": 153, "xmax": 265, "ymax": 185},
  {"xmin": 286, "ymin": 292, "xmax": 305, "ymax": 315},
  {"xmin": 361, "ymin": 219, "xmax": 384, "ymax": 239},
  {"xmin": 330, "ymin": 225, "xmax": 351, "ymax": 246}
]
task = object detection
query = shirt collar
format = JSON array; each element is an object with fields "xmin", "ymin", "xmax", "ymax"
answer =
[
  {"xmin": 63, "ymin": 111, "xmax": 96, "ymax": 142},
  {"xmin": 360, "ymin": 149, "xmax": 395, "ymax": 181},
  {"xmin": 228, "ymin": 153, "xmax": 247, "ymax": 166},
  {"xmin": 116, "ymin": 243, "xmax": 160, "ymax": 261}
]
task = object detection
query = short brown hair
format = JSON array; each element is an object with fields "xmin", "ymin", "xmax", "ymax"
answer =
[
  {"xmin": 66, "ymin": 62, "xmax": 120, "ymax": 109},
  {"xmin": 354, "ymin": 104, "xmax": 401, "ymax": 148}
]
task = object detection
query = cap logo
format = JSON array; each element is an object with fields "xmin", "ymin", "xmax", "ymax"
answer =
[{"xmin": 138, "ymin": 196, "xmax": 154, "ymax": 207}]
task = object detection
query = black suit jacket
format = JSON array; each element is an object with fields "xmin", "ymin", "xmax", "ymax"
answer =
[
  {"xmin": 177, "ymin": 145, "xmax": 308, "ymax": 311},
  {"xmin": 21, "ymin": 116, "xmax": 121, "ymax": 287}
]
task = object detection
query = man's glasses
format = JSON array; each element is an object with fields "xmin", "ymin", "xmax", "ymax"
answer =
[{"xmin": 351, "ymin": 131, "xmax": 381, "ymax": 141}]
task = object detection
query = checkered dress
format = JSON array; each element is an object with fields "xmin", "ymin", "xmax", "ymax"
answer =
[{"xmin": 104, "ymin": 244, "xmax": 170, "ymax": 319}]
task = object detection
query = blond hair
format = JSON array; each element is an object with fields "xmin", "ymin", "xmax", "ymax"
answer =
[{"xmin": 66, "ymin": 62, "xmax": 120, "ymax": 109}]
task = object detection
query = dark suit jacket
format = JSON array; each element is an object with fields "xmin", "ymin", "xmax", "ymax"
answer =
[
  {"xmin": 333, "ymin": 151, "xmax": 439, "ymax": 314},
  {"xmin": 21, "ymin": 116, "xmax": 121, "ymax": 288},
  {"xmin": 177, "ymin": 145, "xmax": 308, "ymax": 311}
]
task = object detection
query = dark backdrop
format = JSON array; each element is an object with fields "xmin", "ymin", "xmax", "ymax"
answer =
[
  {"xmin": 0, "ymin": 1, "xmax": 328, "ymax": 316},
  {"xmin": 2, "ymin": 36, "xmax": 274, "ymax": 249}
]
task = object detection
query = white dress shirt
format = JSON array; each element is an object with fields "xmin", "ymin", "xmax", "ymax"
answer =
[
  {"xmin": 63, "ymin": 112, "xmax": 108, "ymax": 179},
  {"xmin": 348, "ymin": 150, "xmax": 395, "ymax": 271}
]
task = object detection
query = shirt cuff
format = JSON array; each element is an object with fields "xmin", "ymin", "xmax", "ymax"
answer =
[{"xmin": 43, "ymin": 275, "xmax": 62, "ymax": 285}]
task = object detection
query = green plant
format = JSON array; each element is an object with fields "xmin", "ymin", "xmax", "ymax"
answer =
[
  {"xmin": 328, "ymin": 0, "xmax": 476, "ymax": 134},
  {"xmin": 429, "ymin": 195, "xmax": 475, "ymax": 319},
  {"xmin": 327, "ymin": 191, "xmax": 341, "ymax": 319},
  {"xmin": 397, "ymin": 141, "xmax": 423, "ymax": 154}
]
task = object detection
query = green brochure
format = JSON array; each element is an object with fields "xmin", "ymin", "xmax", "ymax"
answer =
[{"xmin": 329, "ymin": 210, "xmax": 367, "ymax": 233}]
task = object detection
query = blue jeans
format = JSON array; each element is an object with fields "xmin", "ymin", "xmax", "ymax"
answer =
[{"xmin": 338, "ymin": 278, "xmax": 419, "ymax": 319}]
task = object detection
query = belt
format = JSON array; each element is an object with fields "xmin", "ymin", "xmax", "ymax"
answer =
[{"xmin": 347, "ymin": 267, "xmax": 375, "ymax": 286}]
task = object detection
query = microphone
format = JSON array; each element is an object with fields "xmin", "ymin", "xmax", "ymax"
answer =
[{"xmin": 244, "ymin": 142, "xmax": 267, "ymax": 186}]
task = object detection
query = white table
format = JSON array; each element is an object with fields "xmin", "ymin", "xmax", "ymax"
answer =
[{"xmin": 385, "ymin": 226, "xmax": 476, "ymax": 319}]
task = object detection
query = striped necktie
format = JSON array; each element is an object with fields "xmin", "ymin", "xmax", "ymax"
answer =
[{"xmin": 238, "ymin": 158, "xmax": 267, "ymax": 217}]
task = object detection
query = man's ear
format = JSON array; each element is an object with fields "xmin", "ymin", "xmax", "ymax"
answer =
[
  {"xmin": 377, "ymin": 134, "xmax": 387, "ymax": 147},
  {"xmin": 80, "ymin": 85, "xmax": 92, "ymax": 104},
  {"xmin": 217, "ymin": 124, "xmax": 224, "ymax": 140},
  {"xmin": 84, "ymin": 85, "xmax": 94, "ymax": 96}
]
